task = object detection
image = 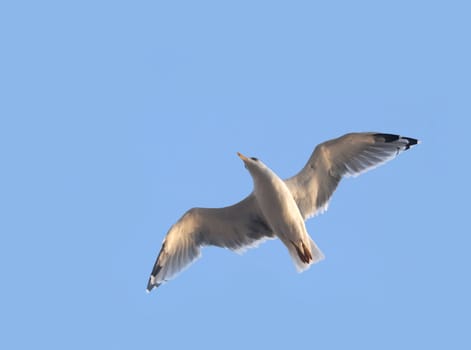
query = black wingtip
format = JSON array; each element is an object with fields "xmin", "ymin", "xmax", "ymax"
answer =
[
  {"xmin": 146, "ymin": 267, "xmax": 162, "ymax": 293},
  {"xmin": 373, "ymin": 133, "xmax": 401, "ymax": 143},
  {"xmin": 402, "ymin": 137, "xmax": 419, "ymax": 150},
  {"xmin": 374, "ymin": 133, "xmax": 420, "ymax": 150},
  {"xmin": 146, "ymin": 277, "xmax": 161, "ymax": 293},
  {"xmin": 146, "ymin": 264, "xmax": 162, "ymax": 293},
  {"xmin": 146, "ymin": 281, "xmax": 154, "ymax": 293},
  {"xmin": 147, "ymin": 245, "xmax": 165, "ymax": 294}
]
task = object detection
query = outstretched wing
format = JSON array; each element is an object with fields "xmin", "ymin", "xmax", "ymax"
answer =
[
  {"xmin": 146, "ymin": 194, "xmax": 274, "ymax": 292},
  {"xmin": 285, "ymin": 132, "xmax": 419, "ymax": 219}
]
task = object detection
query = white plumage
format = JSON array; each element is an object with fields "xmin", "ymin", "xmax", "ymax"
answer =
[{"xmin": 147, "ymin": 132, "xmax": 419, "ymax": 292}]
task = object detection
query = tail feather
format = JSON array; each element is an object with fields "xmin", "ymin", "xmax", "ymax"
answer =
[{"xmin": 288, "ymin": 237, "xmax": 324, "ymax": 272}]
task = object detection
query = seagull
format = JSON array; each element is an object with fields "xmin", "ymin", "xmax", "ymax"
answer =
[{"xmin": 146, "ymin": 132, "xmax": 419, "ymax": 292}]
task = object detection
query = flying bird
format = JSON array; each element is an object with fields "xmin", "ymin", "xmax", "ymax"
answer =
[{"xmin": 147, "ymin": 132, "xmax": 419, "ymax": 292}]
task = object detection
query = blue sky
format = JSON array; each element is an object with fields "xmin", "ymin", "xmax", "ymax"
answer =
[{"xmin": 1, "ymin": 1, "xmax": 470, "ymax": 349}]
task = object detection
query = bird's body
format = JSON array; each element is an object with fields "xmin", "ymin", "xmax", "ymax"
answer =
[
  {"xmin": 147, "ymin": 132, "xmax": 419, "ymax": 293},
  {"xmin": 242, "ymin": 153, "xmax": 323, "ymax": 270}
]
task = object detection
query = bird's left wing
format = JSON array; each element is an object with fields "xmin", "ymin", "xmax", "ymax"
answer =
[
  {"xmin": 146, "ymin": 194, "xmax": 274, "ymax": 292},
  {"xmin": 285, "ymin": 132, "xmax": 419, "ymax": 220}
]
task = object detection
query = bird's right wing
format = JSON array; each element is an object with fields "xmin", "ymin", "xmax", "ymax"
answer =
[
  {"xmin": 146, "ymin": 194, "xmax": 274, "ymax": 292},
  {"xmin": 285, "ymin": 132, "xmax": 419, "ymax": 220}
]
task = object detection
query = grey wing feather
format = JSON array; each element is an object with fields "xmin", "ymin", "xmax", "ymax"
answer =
[
  {"xmin": 285, "ymin": 132, "xmax": 419, "ymax": 219},
  {"xmin": 146, "ymin": 194, "xmax": 273, "ymax": 292}
]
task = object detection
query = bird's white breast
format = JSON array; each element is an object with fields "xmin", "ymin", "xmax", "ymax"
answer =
[{"xmin": 252, "ymin": 169, "xmax": 307, "ymax": 243}]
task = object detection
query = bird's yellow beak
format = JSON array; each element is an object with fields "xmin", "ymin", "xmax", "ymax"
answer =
[{"xmin": 237, "ymin": 152, "xmax": 249, "ymax": 162}]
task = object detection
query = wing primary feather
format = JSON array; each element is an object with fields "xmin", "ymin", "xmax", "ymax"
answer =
[{"xmin": 373, "ymin": 133, "xmax": 401, "ymax": 143}]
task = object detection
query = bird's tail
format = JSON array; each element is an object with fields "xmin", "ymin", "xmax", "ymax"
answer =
[{"xmin": 287, "ymin": 237, "xmax": 324, "ymax": 272}]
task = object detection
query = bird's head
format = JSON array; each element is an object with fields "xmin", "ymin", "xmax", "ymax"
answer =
[{"xmin": 237, "ymin": 152, "xmax": 269, "ymax": 176}]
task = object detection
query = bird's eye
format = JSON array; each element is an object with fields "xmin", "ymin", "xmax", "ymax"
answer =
[{"xmin": 250, "ymin": 157, "xmax": 258, "ymax": 161}]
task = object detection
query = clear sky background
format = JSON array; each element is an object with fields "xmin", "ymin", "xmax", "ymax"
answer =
[{"xmin": 1, "ymin": 1, "xmax": 470, "ymax": 349}]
